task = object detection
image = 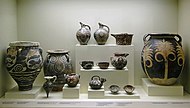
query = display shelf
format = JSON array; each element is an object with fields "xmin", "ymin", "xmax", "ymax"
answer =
[
  {"xmin": 75, "ymin": 44, "xmax": 134, "ymax": 93},
  {"xmin": 80, "ymin": 66, "xmax": 128, "ymax": 72},
  {"xmin": 104, "ymin": 90, "xmax": 140, "ymax": 99},
  {"xmin": 142, "ymin": 78, "xmax": 184, "ymax": 96},
  {"xmin": 88, "ymin": 86, "xmax": 105, "ymax": 99},
  {"xmin": 62, "ymin": 84, "xmax": 80, "ymax": 99},
  {"xmin": 1, "ymin": 86, "xmax": 190, "ymax": 108},
  {"xmin": 5, "ymin": 86, "xmax": 42, "ymax": 99}
]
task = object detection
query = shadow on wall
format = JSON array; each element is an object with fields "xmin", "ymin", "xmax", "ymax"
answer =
[
  {"xmin": 0, "ymin": 48, "xmax": 16, "ymax": 97},
  {"xmin": 181, "ymin": 44, "xmax": 190, "ymax": 93}
]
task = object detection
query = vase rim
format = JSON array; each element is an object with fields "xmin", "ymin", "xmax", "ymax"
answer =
[
  {"xmin": 9, "ymin": 41, "xmax": 40, "ymax": 47},
  {"xmin": 147, "ymin": 33, "xmax": 178, "ymax": 37},
  {"xmin": 47, "ymin": 49, "xmax": 69, "ymax": 54},
  {"xmin": 111, "ymin": 33, "xmax": 133, "ymax": 36}
]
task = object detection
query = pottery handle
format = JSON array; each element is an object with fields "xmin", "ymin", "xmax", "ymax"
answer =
[
  {"xmin": 143, "ymin": 34, "xmax": 150, "ymax": 44},
  {"xmin": 91, "ymin": 75, "xmax": 100, "ymax": 80},
  {"xmin": 52, "ymin": 75, "xmax": 57, "ymax": 83},
  {"xmin": 85, "ymin": 24, "xmax": 91, "ymax": 31},
  {"xmin": 103, "ymin": 24, "xmax": 110, "ymax": 33},
  {"xmin": 175, "ymin": 34, "xmax": 182, "ymax": 45}
]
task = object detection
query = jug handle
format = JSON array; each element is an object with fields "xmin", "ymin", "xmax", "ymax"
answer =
[
  {"xmin": 80, "ymin": 22, "xmax": 91, "ymax": 31},
  {"xmin": 52, "ymin": 75, "xmax": 57, "ymax": 83},
  {"xmin": 99, "ymin": 23, "xmax": 110, "ymax": 33},
  {"xmin": 91, "ymin": 75, "xmax": 100, "ymax": 80},
  {"xmin": 175, "ymin": 34, "xmax": 182, "ymax": 45},
  {"xmin": 143, "ymin": 34, "xmax": 150, "ymax": 44}
]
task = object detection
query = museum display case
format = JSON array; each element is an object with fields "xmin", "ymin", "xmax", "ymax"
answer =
[{"xmin": 1, "ymin": 0, "xmax": 190, "ymax": 108}]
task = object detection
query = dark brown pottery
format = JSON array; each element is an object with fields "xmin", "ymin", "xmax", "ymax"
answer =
[
  {"xmin": 94, "ymin": 23, "xmax": 110, "ymax": 45},
  {"xmin": 123, "ymin": 85, "xmax": 135, "ymax": 94},
  {"xmin": 65, "ymin": 73, "xmax": 80, "ymax": 87},
  {"xmin": 76, "ymin": 22, "xmax": 91, "ymax": 45},
  {"xmin": 44, "ymin": 49, "xmax": 73, "ymax": 91},
  {"xmin": 97, "ymin": 62, "xmax": 109, "ymax": 69},
  {"xmin": 110, "ymin": 53, "xmax": 129, "ymax": 70},
  {"xmin": 109, "ymin": 85, "xmax": 120, "ymax": 94},
  {"xmin": 141, "ymin": 33, "xmax": 185, "ymax": 85},
  {"xmin": 111, "ymin": 33, "xmax": 133, "ymax": 45},
  {"xmin": 89, "ymin": 75, "xmax": 106, "ymax": 89},
  {"xmin": 6, "ymin": 41, "xmax": 43, "ymax": 91},
  {"xmin": 80, "ymin": 61, "xmax": 94, "ymax": 69},
  {"xmin": 43, "ymin": 76, "xmax": 57, "ymax": 98}
]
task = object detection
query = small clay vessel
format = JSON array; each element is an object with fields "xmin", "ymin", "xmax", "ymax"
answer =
[
  {"xmin": 123, "ymin": 85, "xmax": 135, "ymax": 94},
  {"xmin": 110, "ymin": 53, "xmax": 129, "ymax": 70},
  {"xmin": 89, "ymin": 75, "xmax": 106, "ymax": 89},
  {"xmin": 43, "ymin": 76, "xmax": 57, "ymax": 98},
  {"xmin": 97, "ymin": 62, "xmax": 109, "ymax": 69},
  {"xmin": 111, "ymin": 33, "xmax": 133, "ymax": 45},
  {"xmin": 65, "ymin": 73, "xmax": 80, "ymax": 87},
  {"xmin": 109, "ymin": 85, "xmax": 120, "ymax": 94},
  {"xmin": 80, "ymin": 61, "xmax": 94, "ymax": 69}
]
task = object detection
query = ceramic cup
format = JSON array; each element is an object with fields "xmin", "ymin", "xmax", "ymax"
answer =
[
  {"xmin": 97, "ymin": 62, "xmax": 109, "ymax": 69},
  {"xmin": 80, "ymin": 61, "xmax": 94, "ymax": 69}
]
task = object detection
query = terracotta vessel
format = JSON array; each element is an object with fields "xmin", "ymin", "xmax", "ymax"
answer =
[
  {"xmin": 43, "ymin": 49, "xmax": 73, "ymax": 91},
  {"xmin": 111, "ymin": 33, "xmax": 133, "ymax": 45},
  {"xmin": 97, "ymin": 62, "xmax": 109, "ymax": 69},
  {"xmin": 141, "ymin": 33, "xmax": 185, "ymax": 85},
  {"xmin": 76, "ymin": 22, "xmax": 91, "ymax": 45},
  {"xmin": 89, "ymin": 75, "xmax": 106, "ymax": 89},
  {"xmin": 94, "ymin": 23, "xmax": 110, "ymax": 45},
  {"xmin": 43, "ymin": 76, "xmax": 57, "ymax": 98},
  {"xmin": 123, "ymin": 85, "xmax": 135, "ymax": 94},
  {"xmin": 6, "ymin": 41, "xmax": 43, "ymax": 91},
  {"xmin": 109, "ymin": 85, "xmax": 120, "ymax": 94},
  {"xmin": 80, "ymin": 61, "xmax": 94, "ymax": 69},
  {"xmin": 110, "ymin": 53, "xmax": 129, "ymax": 70},
  {"xmin": 65, "ymin": 73, "xmax": 80, "ymax": 87}
]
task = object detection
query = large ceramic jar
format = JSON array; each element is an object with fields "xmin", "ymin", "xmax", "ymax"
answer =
[
  {"xmin": 141, "ymin": 33, "xmax": 185, "ymax": 85},
  {"xmin": 110, "ymin": 53, "xmax": 129, "ymax": 70},
  {"xmin": 6, "ymin": 41, "xmax": 43, "ymax": 91},
  {"xmin": 94, "ymin": 23, "xmax": 110, "ymax": 45},
  {"xmin": 76, "ymin": 22, "xmax": 91, "ymax": 45},
  {"xmin": 43, "ymin": 49, "xmax": 73, "ymax": 91}
]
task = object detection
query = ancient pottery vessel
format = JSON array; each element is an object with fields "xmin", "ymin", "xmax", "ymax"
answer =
[
  {"xmin": 65, "ymin": 73, "xmax": 80, "ymax": 87},
  {"xmin": 111, "ymin": 33, "xmax": 133, "ymax": 45},
  {"xmin": 141, "ymin": 33, "xmax": 185, "ymax": 85},
  {"xmin": 44, "ymin": 49, "xmax": 73, "ymax": 91},
  {"xmin": 123, "ymin": 85, "xmax": 135, "ymax": 94},
  {"xmin": 76, "ymin": 22, "xmax": 91, "ymax": 45},
  {"xmin": 94, "ymin": 23, "xmax": 110, "ymax": 45},
  {"xmin": 43, "ymin": 76, "xmax": 57, "ymax": 98},
  {"xmin": 109, "ymin": 85, "xmax": 120, "ymax": 94},
  {"xmin": 89, "ymin": 75, "xmax": 106, "ymax": 89},
  {"xmin": 97, "ymin": 61, "xmax": 109, "ymax": 69},
  {"xmin": 110, "ymin": 53, "xmax": 129, "ymax": 70},
  {"xmin": 6, "ymin": 41, "xmax": 43, "ymax": 91},
  {"xmin": 80, "ymin": 61, "xmax": 94, "ymax": 69}
]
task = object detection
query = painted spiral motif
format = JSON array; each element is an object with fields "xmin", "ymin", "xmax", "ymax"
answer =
[
  {"xmin": 141, "ymin": 34, "xmax": 185, "ymax": 85},
  {"xmin": 6, "ymin": 42, "xmax": 43, "ymax": 91},
  {"xmin": 43, "ymin": 50, "xmax": 73, "ymax": 91}
]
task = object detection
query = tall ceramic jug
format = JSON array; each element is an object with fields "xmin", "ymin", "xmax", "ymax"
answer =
[
  {"xmin": 6, "ymin": 41, "xmax": 43, "ymax": 91},
  {"xmin": 94, "ymin": 23, "xmax": 110, "ymax": 45},
  {"xmin": 141, "ymin": 33, "xmax": 185, "ymax": 85},
  {"xmin": 76, "ymin": 22, "xmax": 91, "ymax": 45},
  {"xmin": 43, "ymin": 49, "xmax": 73, "ymax": 91}
]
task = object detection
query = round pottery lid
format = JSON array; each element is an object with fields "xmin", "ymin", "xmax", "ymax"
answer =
[
  {"xmin": 47, "ymin": 49, "xmax": 69, "ymax": 54},
  {"xmin": 9, "ymin": 41, "xmax": 40, "ymax": 47}
]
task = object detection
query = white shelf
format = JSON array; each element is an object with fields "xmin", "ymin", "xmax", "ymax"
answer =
[
  {"xmin": 80, "ymin": 66, "xmax": 128, "ymax": 72},
  {"xmin": 1, "ymin": 86, "xmax": 190, "ymax": 108}
]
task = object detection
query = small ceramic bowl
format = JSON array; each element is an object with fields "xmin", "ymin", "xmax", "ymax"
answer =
[
  {"xmin": 97, "ymin": 62, "xmax": 109, "ymax": 69},
  {"xmin": 123, "ymin": 85, "xmax": 135, "ymax": 94},
  {"xmin": 80, "ymin": 61, "xmax": 94, "ymax": 69},
  {"xmin": 109, "ymin": 85, "xmax": 120, "ymax": 94}
]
